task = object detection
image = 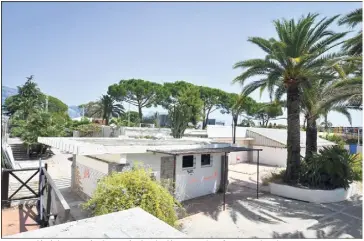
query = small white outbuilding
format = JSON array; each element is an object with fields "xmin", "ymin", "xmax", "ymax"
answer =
[{"xmin": 38, "ymin": 137, "xmax": 261, "ymax": 202}]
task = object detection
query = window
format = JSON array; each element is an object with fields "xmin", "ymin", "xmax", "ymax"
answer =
[
  {"xmin": 182, "ymin": 155, "xmax": 194, "ymax": 168},
  {"xmin": 201, "ymin": 154, "xmax": 212, "ymax": 167}
]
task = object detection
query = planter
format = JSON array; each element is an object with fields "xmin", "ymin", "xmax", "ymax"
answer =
[{"xmin": 269, "ymin": 182, "xmax": 355, "ymax": 203}]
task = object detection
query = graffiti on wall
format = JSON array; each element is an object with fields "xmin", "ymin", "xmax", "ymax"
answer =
[{"xmin": 188, "ymin": 171, "xmax": 217, "ymax": 184}]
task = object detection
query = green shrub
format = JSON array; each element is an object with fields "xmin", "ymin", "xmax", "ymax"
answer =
[
  {"xmin": 82, "ymin": 165, "xmax": 182, "ymax": 227},
  {"xmin": 75, "ymin": 123, "xmax": 101, "ymax": 137},
  {"xmin": 262, "ymin": 169, "xmax": 286, "ymax": 185},
  {"xmin": 300, "ymin": 146, "xmax": 355, "ymax": 190},
  {"xmin": 351, "ymin": 153, "xmax": 362, "ymax": 181},
  {"xmin": 324, "ymin": 134, "xmax": 346, "ymax": 147}
]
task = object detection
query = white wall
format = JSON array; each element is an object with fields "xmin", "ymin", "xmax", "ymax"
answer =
[
  {"xmin": 75, "ymin": 155, "xmax": 109, "ymax": 198},
  {"xmin": 251, "ymin": 145, "xmax": 336, "ymax": 167},
  {"xmin": 228, "ymin": 151, "xmax": 249, "ymax": 165},
  {"xmin": 175, "ymin": 153, "xmax": 222, "ymax": 201},
  {"xmin": 252, "ymin": 146, "xmax": 287, "ymax": 167},
  {"xmin": 126, "ymin": 153, "xmax": 165, "ymax": 181}
]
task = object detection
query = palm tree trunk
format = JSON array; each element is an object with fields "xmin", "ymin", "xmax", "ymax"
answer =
[
  {"xmin": 324, "ymin": 114, "xmax": 328, "ymax": 132},
  {"xmin": 233, "ymin": 115, "xmax": 238, "ymax": 144},
  {"xmin": 285, "ymin": 85, "xmax": 301, "ymax": 184},
  {"xmin": 305, "ymin": 116, "xmax": 317, "ymax": 159}
]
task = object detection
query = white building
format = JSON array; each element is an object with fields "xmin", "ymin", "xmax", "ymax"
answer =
[{"xmin": 38, "ymin": 137, "xmax": 260, "ymax": 202}]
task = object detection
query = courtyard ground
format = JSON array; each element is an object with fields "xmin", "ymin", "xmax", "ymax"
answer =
[
  {"xmin": 178, "ymin": 182, "xmax": 362, "ymax": 238},
  {"xmin": 1, "ymin": 205, "xmax": 39, "ymax": 237},
  {"xmin": 228, "ymin": 162, "xmax": 284, "ymax": 191},
  {"xmin": 178, "ymin": 162, "xmax": 362, "ymax": 238}
]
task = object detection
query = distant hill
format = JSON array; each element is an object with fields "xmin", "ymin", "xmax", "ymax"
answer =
[
  {"xmin": 68, "ymin": 105, "xmax": 82, "ymax": 119},
  {"xmin": 1, "ymin": 86, "xmax": 82, "ymax": 118},
  {"xmin": 2, "ymin": 86, "xmax": 18, "ymax": 104}
]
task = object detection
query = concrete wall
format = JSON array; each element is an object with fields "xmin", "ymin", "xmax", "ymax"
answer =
[
  {"xmin": 229, "ymin": 151, "xmax": 249, "ymax": 165},
  {"xmin": 125, "ymin": 153, "xmax": 165, "ymax": 181},
  {"xmin": 251, "ymin": 146, "xmax": 336, "ymax": 167},
  {"xmin": 73, "ymin": 155, "xmax": 110, "ymax": 199},
  {"xmin": 252, "ymin": 146, "xmax": 287, "ymax": 167},
  {"xmin": 175, "ymin": 153, "xmax": 223, "ymax": 201}
]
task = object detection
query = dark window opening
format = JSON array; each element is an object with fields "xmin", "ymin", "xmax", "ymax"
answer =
[
  {"xmin": 182, "ymin": 155, "xmax": 194, "ymax": 168},
  {"xmin": 201, "ymin": 154, "xmax": 212, "ymax": 166}
]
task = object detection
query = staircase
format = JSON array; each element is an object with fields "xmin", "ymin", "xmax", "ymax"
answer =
[{"xmin": 10, "ymin": 143, "xmax": 30, "ymax": 161}]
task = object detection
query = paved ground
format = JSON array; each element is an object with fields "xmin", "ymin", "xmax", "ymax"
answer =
[
  {"xmin": 229, "ymin": 162, "xmax": 284, "ymax": 191},
  {"xmin": 178, "ymin": 180, "xmax": 362, "ymax": 238},
  {"xmin": 1, "ymin": 205, "xmax": 40, "ymax": 237}
]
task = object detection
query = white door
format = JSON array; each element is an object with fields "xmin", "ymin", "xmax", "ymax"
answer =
[{"xmin": 175, "ymin": 153, "xmax": 222, "ymax": 201}]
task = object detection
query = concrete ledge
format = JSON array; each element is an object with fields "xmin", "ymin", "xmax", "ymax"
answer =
[
  {"xmin": 6, "ymin": 207, "xmax": 186, "ymax": 238},
  {"xmin": 269, "ymin": 182, "xmax": 355, "ymax": 203}
]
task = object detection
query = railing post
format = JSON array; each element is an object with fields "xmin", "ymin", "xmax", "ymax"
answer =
[
  {"xmin": 1, "ymin": 171, "xmax": 10, "ymax": 208},
  {"xmin": 46, "ymin": 182, "xmax": 52, "ymax": 227}
]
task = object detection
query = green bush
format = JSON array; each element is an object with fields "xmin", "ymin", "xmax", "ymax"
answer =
[
  {"xmin": 300, "ymin": 146, "xmax": 355, "ymax": 190},
  {"xmin": 351, "ymin": 153, "xmax": 362, "ymax": 181},
  {"xmin": 75, "ymin": 123, "xmax": 101, "ymax": 137},
  {"xmin": 262, "ymin": 169, "xmax": 286, "ymax": 185},
  {"xmin": 324, "ymin": 134, "xmax": 346, "ymax": 147},
  {"xmin": 82, "ymin": 165, "xmax": 182, "ymax": 227}
]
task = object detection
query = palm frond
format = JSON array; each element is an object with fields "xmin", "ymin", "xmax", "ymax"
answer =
[{"xmin": 338, "ymin": 8, "xmax": 362, "ymax": 28}]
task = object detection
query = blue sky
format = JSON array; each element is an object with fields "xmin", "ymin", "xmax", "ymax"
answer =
[{"xmin": 2, "ymin": 1, "xmax": 362, "ymax": 126}]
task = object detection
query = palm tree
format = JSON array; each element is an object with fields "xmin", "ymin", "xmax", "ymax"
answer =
[
  {"xmin": 233, "ymin": 13, "xmax": 347, "ymax": 183},
  {"xmin": 89, "ymin": 95, "xmax": 124, "ymax": 125},
  {"xmin": 326, "ymin": 55, "xmax": 362, "ymax": 110},
  {"xmin": 339, "ymin": 8, "xmax": 362, "ymax": 56},
  {"xmin": 300, "ymin": 75, "xmax": 353, "ymax": 158},
  {"xmin": 239, "ymin": 117, "xmax": 255, "ymax": 127}
]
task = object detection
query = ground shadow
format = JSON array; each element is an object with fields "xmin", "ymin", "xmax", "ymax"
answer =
[
  {"xmin": 18, "ymin": 204, "xmax": 39, "ymax": 232},
  {"xmin": 181, "ymin": 180, "xmax": 362, "ymax": 238}
]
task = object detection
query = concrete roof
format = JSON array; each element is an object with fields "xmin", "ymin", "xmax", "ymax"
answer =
[
  {"xmin": 247, "ymin": 128, "xmax": 336, "ymax": 148},
  {"xmin": 37, "ymin": 137, "xmax": 217, "ymax": 156},
  {"xmin": 148, "ymin": 146, "xmax": 263, "ymax": 155},
  {"xmin": 6, "ymin": 208, "xmax": 186, "ymax": 238}
]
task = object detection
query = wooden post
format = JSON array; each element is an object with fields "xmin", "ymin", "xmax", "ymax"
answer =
[{"xmin": 1, "ymin": 171, "xmax": 10, "ymax": 207}]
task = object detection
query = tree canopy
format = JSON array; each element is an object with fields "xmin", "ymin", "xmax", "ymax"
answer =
[
  {"xmin": 199, "ymin": 86, "xmax": 226, "ymax": 129},
  {"xmin": 108, "ymin": 79, "xmax": 163, "ymax": 121}
]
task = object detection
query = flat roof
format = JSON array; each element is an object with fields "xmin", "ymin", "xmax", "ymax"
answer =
[
  {"xmin": 148, "ymin": 146, "xmax": 262, "ymax": 155},
  {"xmin": 37, "ymin": 137, "xmax": 222, "ymax": 155},
  {"xmin": 74, "ymin": 138, "xmax": 211, "ymax": 146}
]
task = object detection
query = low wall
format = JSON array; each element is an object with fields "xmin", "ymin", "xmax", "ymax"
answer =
[{"xmin": 269, "ymin": 182, "xmax": 356, "ymax": 203}]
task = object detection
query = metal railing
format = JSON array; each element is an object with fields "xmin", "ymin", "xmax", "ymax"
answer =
[
  {"xmin": 39, "ymin": 166, "xmax": 70, "ymax": 227},
  {"xmin": 1, "ymin": 164, "xmax": 70, "ymax": 227}
]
